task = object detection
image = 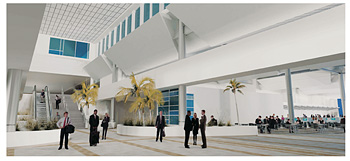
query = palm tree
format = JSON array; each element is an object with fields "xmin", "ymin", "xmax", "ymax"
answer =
[
  {"xmin": 115, "ymin": 73, "xmax": 156, "ymax": 122},
  {"xmin": 223, "ymin": 79, "xmax": 246, "ymax": 125},
  {"xmin": 71, "ymin": 81, "xmax": 99, "ymax": 110}
]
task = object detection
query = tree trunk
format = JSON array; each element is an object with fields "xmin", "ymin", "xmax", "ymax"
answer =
[
  {"xmin": 234, "ymin": 94, "xmax": 240, "ymax": 125},
  {"xmin": 143, "ymin": 112, "xmax": 145, "ymax": 127}
]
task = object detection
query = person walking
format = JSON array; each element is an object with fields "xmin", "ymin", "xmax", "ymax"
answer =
[
  {"xmin": 200, "ymin": 110, "xmax": 207, "ymax": 148},
  {"xmin": 155, "ymin": 111, "xmax": 165, "ymax": 142},
  {"xmin": 55, "ymin": 95, "xmax": 61, "ymax": 109},
  {"xmin": 56, "ymin": 112, "xmax": 72, "ymax": 150},
  {"xmin": 101, "ymin": 113, "xmax": 110, "ymax": 140},
  {"xmin": 192, "ymin": 113, "xmax": 199, "ymax": 145},
  {"xmin": 184, "ymin": 111, "xmax": 192, "ymax": 148},
  {"xmin": 89, "ymin": 109, "xmax": 99, "ymax": 146}
]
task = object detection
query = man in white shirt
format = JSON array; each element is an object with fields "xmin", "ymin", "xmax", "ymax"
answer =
[{"xmin": 56, "ymin": 112, "xmax": 72, "ymax": 150}]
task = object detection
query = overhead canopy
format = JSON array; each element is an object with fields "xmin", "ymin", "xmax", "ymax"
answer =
[
  {"xmin": 7, "ymin": 4, "xmax": 46, "ymax": 70},
  {"xmin": 83, "ymin": 56, "xmax": 113, "ymax": 80},
  {"xmin": 105, "ymin": 13, "xmax": 179, "ymax": 75},
  {"xmin": 167, "ymin": 3, "xmax": 331, "ymax": 47}
]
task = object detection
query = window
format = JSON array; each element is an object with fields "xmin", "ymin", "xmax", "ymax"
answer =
[
  {"xmin": 75, "ymin": 42, "xmax": 89, "ymax": 59},
  {"xmin": 127, "ymin": 14, "xmax": 132, "ymax": 35},
  {"xmin": 106, "ymin": 35, "xmax": 109, "ymax": 50},
  {"xmin": 121, "ymin": 20, "xmax": 126, "ymax": 39},
  {"xmin": 102, "ymin": 38, "xmax": 105, "ymax": 53},
  {"xmin": 116, "ymin": 25, "xmax": 120, "ymax": 42},
  {"xmin": 186, "ymin": 94, "xmax": 194, "ymax": 119},
  {"xmin": 159, "ymin": 88, "xmax": 179, "ymax": 125},
  {"xmin": 144, "ymin": 3, "xmax": 150, "ymax": 23},
  {"xmin": 48, "ymin": 37, "xmax": 89, "ymax": 59},
  {"xmin": 152, "ymin": 3, "xmax": 159, "ymax": 16},
  {"xmin": 135, "ymin": 7, "xmax": 140, "ymax": 29},
  {"xmin": 164, "ymin": 3, "xmax": 170, "ymax": 9},
  {"xmin": 111, "ymin": 30, "xmax": 114, "ymax": 46}
]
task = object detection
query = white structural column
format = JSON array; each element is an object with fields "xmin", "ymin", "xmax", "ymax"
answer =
[
  {"xmin": 7, "ymin": 69, "xmax": 24, "ymax": 132},
  {"xmin": 285, "ymin": 69, "xmax": 295, "ymax": 123},
  {"xmin": 109, "ymin": 98, "xmax": 116, "ymax": 128},
  {"xmin": 339, "ymin": 72, "xmax": 345, "ymax": 115},
  {"xmin": 178, "ymin": 21, "xmax": 186, "ymax": 126}
]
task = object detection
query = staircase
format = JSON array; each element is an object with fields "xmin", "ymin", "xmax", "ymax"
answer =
[{"xmin": 60, "ymin": 95, "xmax": 85, "ymax": 129}]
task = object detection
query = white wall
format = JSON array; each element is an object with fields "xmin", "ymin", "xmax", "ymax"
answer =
[{"xmin": 29, "ymin": 34, "xmax": 97, "ymax": 77}]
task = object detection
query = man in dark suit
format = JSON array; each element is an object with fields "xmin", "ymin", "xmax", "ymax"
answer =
[
  {"xmin": 200, "ymin": 110, "xmax": 207, "ymax": 148},
  {"xmin": 184, "ymin": 111, "xmax": 192, "ymax": 148},
  {"xmin": 155, "ymin": 111, "xmax": 165, "ymax": 142},
  {"xmin": 89, "ymin": 109, "xmax": 99, "ymax": 146}
]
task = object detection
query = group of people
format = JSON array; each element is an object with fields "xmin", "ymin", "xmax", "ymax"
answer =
[
  {"xmin": 255, "ymin": 114, "xmax": 284, "ymax": 134},
  {"xmin": 56, "ymin": 109, "xmax": 110, "ymax": 150},
  {"xmin": 155, "ymin": 110, "xmax": 208, "ymax": 149}
]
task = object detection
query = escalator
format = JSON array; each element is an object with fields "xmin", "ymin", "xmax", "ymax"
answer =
[{"xmin": 32, "ymin": 85, "xmax": 52, "ymax": 124}]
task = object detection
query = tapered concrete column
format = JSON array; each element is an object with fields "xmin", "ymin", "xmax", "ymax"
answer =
[
  {"xmin": 339, "ymin": 73, "xmax": 345, "ymax": 115},
  {"xmin": 178, "ymin": 21, "xmax": 186, "ymax": 126},
  {"xmin": 285, "ymin": 69, "xmax": 295, "ymax": 123},
  {"xmin": 178, "ymin": 21, "xmax": 185, "ymax": 59},
  {"xmin": 7, "ymin": 69, "xmax": 24, "ymax": 132},
  {"xmin": 179, "ymin": 85, "xmax": 187, "ymax": 126},
  {"xmin": 109, "ymin": 98, "xmax": 116, "ymax": 128}
]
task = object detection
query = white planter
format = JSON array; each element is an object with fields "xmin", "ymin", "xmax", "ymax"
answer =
[
  {"xmin": 7, "ymin": 129, "xmax": 61, "ymax": 147},
  {"xmin": 116, "ymin": 124, "xmax": 258, "ymax": 137}
]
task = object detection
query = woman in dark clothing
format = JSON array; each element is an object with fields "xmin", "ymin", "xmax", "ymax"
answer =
[
  {"xmin": 192, "ymin": 113, "xmax": 199, "ymax": 145},
  {"xmin": 101, "ymin": 113, "xmax": 110, "ymax": 140}
]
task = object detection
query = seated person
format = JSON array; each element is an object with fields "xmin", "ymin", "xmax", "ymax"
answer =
[
  {"xmin": 267, "ymin": 116, "xmax": 275, "ymax": 134},
  {"xmin": 340, "ymin": 116, "xmax": 345, "ymax": 133},
  {"xmin": 276, "ymin": 116, "xmax": 281, "ymax": 129},
  {"xmin": 285, "ymin": 119, "xmax": 294, "ymax": 133},
  {"xmin": 263, "ymin": 116, "xmax": 269, "ymax": 124},
  {"xmin": 255, "ymin": 116, "xmax": 264, "ymax": 133},
  {"xmin": 318, "ymin": 117, "xmax": 325, "ymax": 124},
  {"xmin": 208, "ymin": 115, "xmax": 218, "ymax": 126}
]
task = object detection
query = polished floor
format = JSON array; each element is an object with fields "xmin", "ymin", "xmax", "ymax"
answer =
[{"xmin": 7, "ymin": 128, "xmax": 345, "ymax": 156}]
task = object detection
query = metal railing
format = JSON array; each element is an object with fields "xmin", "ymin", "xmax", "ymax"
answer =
[{"xmin": 44, "ymin": 86, "xmax": 52, "ymax": 122}]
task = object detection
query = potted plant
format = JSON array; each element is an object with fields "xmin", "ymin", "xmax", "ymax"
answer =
[{"xmin": 224, "ymin": 79, "xmax": 246, "ymax": 125}]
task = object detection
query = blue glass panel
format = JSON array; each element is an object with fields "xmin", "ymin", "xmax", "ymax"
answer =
[
  {"xmin": 144, "ymin": 3, "xmax": 150, "ymax": 22},
  {"xmin": 163, "ymin": 97, "xmax": 169, "ymax": 102},
  {"xmin": 102, "ymin": 38, "xmax": 105, "ymax": 53},
  {"xmin": 135, "ymin": 7, "xmax": 140, "ymax": 29},
  {"xmin": 166, "ymin": 120, "xmax": 169, "ymax": 124},
  {"xmin": 162, "ymin": 91, "xmax": 169, "ymax": 97},
  {"xmin": 111, "ymin": 30, "xmax": 114, "ymax": 46},
  {"xmin": 127, "ymin": 14, "xmax": 132, "ymax": 35},
  {"xmin": 152, "ymin": 3, "xmax": 159, "ymax": 16},
  {"xmin": 163, "ymin": 101, "xmax": 169, "ymax": 106},
  {"xmin": 49, "ymin": 38, "xmax": 61, "ymax": 50},
  {"xmin": 170, "ymin": 106, "xmax": 178, "ymax": 110},
  {"xmin": 49, "ymin": 50, "xmax": 61, "ymax": 55},
  {"xmin": 170, "ymin": 111, "xmax": 179, "ymax": 115},
  {"xmin": 187, "ymin": 108, "xmax": 194, "ymax": 112},
  {"xmin": 190, "ymin": 115, "xmax": 193, "ymax": 119},
  {"xmin": 187, "ymin": 100, "xmax": 194, "ymax": 107},
  {"xmin": 170, "ymin": 96, "xmax": 178, "ymax": 105},
  {"xmin": 106, "ymin": 35, "xmax": 109, "ymax": 50},
  {"xmin": 338, "ymin": 99, "xmax": 343, "ymax": 116},
  {"xmin": 158, "ymin": 107, "xmax": 169, "ymax": 115},
  {"xmin": 116, "ymin": 25, "xmax": 120, "ymax": 42},
  {"xmin": 75, "ymin": 42, "xmax": 88, "ymax": 59},
  {"xmin": 164, "ymin": 3, "xmax": 170, "ymax": 9},
  {"xmin": 170, "ymin": 91, "xmax": 178, "ymax": 96},
  {"xmin": 63, "ymin": 40, "xmax": 75, "ymax": 57},
  {"xmin": 170, "ymin": 116, "xmax": 179, "ymax": 125},
  {"xmin": 121, "ymin": 20, "xmax": 126, "ymax": 38}
]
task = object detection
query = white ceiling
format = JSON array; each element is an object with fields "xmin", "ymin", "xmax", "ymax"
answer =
[{"xmin": 39, "ymin": 3, "xmax": 131, "ymax": 42}]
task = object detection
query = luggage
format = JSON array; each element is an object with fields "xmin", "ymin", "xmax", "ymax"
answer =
[
  {"xmin": 91, "ymin": 130, "xmax": 100, "ymax": 144},
  {"xmin": 65, "ymin": 125, "xmax": 75, "ymax": 133},
  {"xmin": 162, "ymin": 129, "xmax": 166, "ymax": 137}
]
